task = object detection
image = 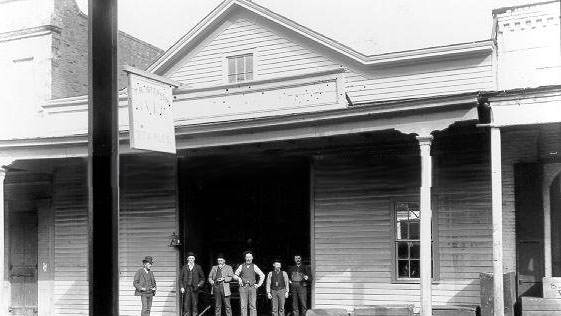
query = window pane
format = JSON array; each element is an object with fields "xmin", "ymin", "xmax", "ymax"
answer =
[
  {"xmin": 410, "ymin": 241, "xmax": 420, "ymax": 259},
  {"xmin": 410, "ymin": 260, "xmax": 420, "ymax": 278},
  {"xmin": 228, "ymin": 58, "xmax": 236, "ymax": 75},
  {"xmin": 398, "ymin": 260, "xmax": 409, "ymax": 278},
  {"xmin": 228, "ymin": 74, "xmax": 236, "ymax": 83},
  {"xmin": 246, "ymin": 71, "xmax": 253, "ymax": 81},
  {"xmin": 397, "ymin": 242, "xmax": 408, "ymax": 259},
  {"xmin": 237, "ymin": 73, "xmax": 245, "ymax": 81},
  {"xmin": 245, "ymin": 54, "xmax": 253, "ymax": 74},
  {"xmin": 409, "ymin": 220, "xmax": 420, "ymax": 239},
  {"xmin": 236, "ymin": 57, "xmax": 244, "ymax": 75},
  {"xmin": 396, "ymin": 209, "xmax": 409, "ymax": 239}
]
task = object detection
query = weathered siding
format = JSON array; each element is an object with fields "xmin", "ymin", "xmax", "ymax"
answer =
[
  {"xmin": 313, "ymin": 129, "xmax": 492, "ymax": 309},
  {"xmin": 52, "ymin": 160, "xmax": 88, "ymax": 315},
  {"xmin": 50, "ymin": 156, "xmax": 179, "ymax": 315},
  {"xmin": 119, "ymin": 154, "xmax": 178, "ymax": 316}
]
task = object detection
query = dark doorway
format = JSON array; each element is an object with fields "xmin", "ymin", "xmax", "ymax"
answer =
[
  {"xmin": 550, "ymin": 174, "xmax": 561, "ymax": 276},
  {"xmin": 8, "ymin": 209, "xmax": 38, "ymax": 316},
  {"xmin": 515, "ymin": 163, "xmax": 544, "ymax": 298},
  {"xmin": 178, "ymin": 155, "xmax": 311, "ymax": 315}
]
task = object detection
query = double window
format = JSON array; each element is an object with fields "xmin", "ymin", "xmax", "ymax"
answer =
[{"xmin": 227, "ymin": 53, "xmax": 253, "ymax": 83}]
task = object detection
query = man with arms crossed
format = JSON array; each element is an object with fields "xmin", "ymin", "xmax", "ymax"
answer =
[
  {"xmin": 208, "ymin": 253, "xmax": 235, "ymax": 316},
  {"xmin": 133, "ymin": 256, "xmax": 157, "ymax": 316},
  {"xmin": 266, "ymin": 259, "xmax": 290, "ymax": 316},
  {"xmin": 288, "ymin": 254, "xmax": 312, "ymax": 316},
  {"xmin": 235, "ymin": 250, "xmax": 265, "ymax": 316}
]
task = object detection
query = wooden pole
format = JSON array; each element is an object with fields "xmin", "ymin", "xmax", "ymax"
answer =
[
  {"xmin": 491, "ymin": 127, "xmax": 504, "ymax": 316},
  {"xmin": 417, "ymin": 135, "xmax": 433, "ymax": 316},
  {"xmin": 88, "ymin": 0, "xmax": 119, "ymax": 315},
  {"xmin": 0, "ymin": 166, "xmax": 7, "ymax": 314},
  {"xmin": 544, "ymin": 185, "xmax": 553, "ymax": 278}
]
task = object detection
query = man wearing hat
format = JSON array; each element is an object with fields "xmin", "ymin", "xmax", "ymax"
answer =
[
  {"xmin": 133, "ymin": 256, "xmax": 157, "ymax": 316},
  {"xmin": 266, "ymin": 259, "xmax": 290, "ymax": 316},
  {"xmin": 180, "ymin": 252, "xmax": 205, "ymax": 316},
  {"xmin": 208, "ymin": 253, "xmax": 235, "ymax": 316}
]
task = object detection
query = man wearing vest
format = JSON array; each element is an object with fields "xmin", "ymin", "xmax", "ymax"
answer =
[
  {"xmin": 288, "ymin": 254, "xmax": 312, "ymax": 316},
  {"xmin": 208, "ymin": 253, "xmax": 235, "ymax": 316},
  {"xmin": 266, "ymin": 259, "xmax": 290, "ymax": 316},
  {"xmin": 180, "ymin": 252, "xmax": 205, "ymax": 316},
  {"xmin": 133, "ymin": 256, "xmax": 157, "ymax": 316},
  {"xmin": 234, "ymin": 251, "xmax": 265, "ymax": 316}
]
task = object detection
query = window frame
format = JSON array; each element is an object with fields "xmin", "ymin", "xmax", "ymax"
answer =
[
  {"xmin": 225, "ymin": 52, "xmax": 254, "ymax": 84},
  {"xmin": 390, "ymin": 198, "xmax": 439, "ymax": 284}
]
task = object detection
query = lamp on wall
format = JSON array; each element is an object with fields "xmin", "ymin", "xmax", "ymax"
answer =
[{"xmin": 169, "ymin": 232, "xmax": 181, "ymax": 247}]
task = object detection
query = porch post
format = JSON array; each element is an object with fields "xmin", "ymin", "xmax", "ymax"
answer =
[
  {"xmin": 417, "ymin": 135, "xmax": 433, "ymax": 316},
  {"xmin": 491, "ymin": 127, "xmax": 504, "ymax": 316},
  {"xmin": 542, "ymin": 164, "xmax": 561, "ymax": 278},
  {"xmin": 0, "ymin": 163, "xmax": 8, "ymax": 313}
]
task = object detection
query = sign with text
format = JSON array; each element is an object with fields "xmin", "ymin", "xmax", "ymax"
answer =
[{"xmin": 125, "ymin": 66, "xmax": 179, "ymax": 153}]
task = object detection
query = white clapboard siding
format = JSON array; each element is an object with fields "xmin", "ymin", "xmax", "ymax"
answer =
[
  {"xmin": 51, "ymin": 156, "xmax": 179, "ymax": 315},
  {"xmin": 168, "ymin": 12, "xmax": 339, "ymax": 87},
  {"xmin": 166, "ymin": 10, "xmax": 493, "ymax": 107},
  {"xmin": 313, "ymin": 129, "xmax": 493, "ymax": 309},
  {"xmin": 345, "ymin": 56, "xmax": 493, "ymax": 103},
  {"xmin": 119, "ymin": 154, "xmax": 178, "ymax": 316}
]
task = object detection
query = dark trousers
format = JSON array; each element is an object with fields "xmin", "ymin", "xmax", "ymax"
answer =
[
  {"xmin": 290, "ymin": 285, "xmax": 307, "ymax": 316},
  {"xmin": 183, "ymin": 287, "xmax": 199, "ymax": 316},
  {"xmin": 141, "ymin": 294, "xmax": 153, "ymax": 316},
  {"xmin": 214, "ymin": 285, "xmax": 232, "ymax": 316}
]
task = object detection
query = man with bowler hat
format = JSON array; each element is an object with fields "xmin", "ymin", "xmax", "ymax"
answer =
[
  {"xmin": 208, "ymin": 253, "xmax": 235, "ymax": 316},
  {"xmin": 134, "ymin": 256, "xmax": 157, "ymax": 316},
  {"xmin": 180, "ymin": 252, "xmax": 205, "ymax": 316}
]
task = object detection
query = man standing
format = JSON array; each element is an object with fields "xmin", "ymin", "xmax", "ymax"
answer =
[
  {"xmin": 288, "ymin": 255, "xmax": 312, "ymax": 316},
  {"xmin": 234, "ymin": 251, "xmax": 265, "ymax": 316},
  {"xmin": 180, "ymin": 252, "xmax": 205, "ymax": 316},
  {"xmin": 266, "ymin": 259, "xmax": 290, "ymax": 316},
  {"xmin": 208, "ymin": 253, "xmax": 235, "ymax": 316},
  {"xmin": 133, "ymin": 256, "xmax": 157, "ymax": 316}
]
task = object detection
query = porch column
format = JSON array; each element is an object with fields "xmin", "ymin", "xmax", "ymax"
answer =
[
  {"xmin": 417, "ymin": 135, "xmax": 433, "ymax": 316},
  {"xmin": 491, "ymin": 127, "xmax": 504, "ymax": 316},
  {"xmin": 0, "ymin": 164, "xmax": 8, "ymax": 313},
  {"xmin": 542, "ymin": 164, "xmax": 561, "ymax": 278}
]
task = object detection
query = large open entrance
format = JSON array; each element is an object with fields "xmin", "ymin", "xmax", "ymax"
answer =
[{"xmin": 178, "ymin": 154, "xmax": 311, "ymax": 314}]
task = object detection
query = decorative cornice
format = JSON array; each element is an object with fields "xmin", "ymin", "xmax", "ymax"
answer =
[{"xmin": 0, "ymin": 25, "xmax": 61, "ymax": 42}]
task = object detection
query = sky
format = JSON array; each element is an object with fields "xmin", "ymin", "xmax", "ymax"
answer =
[{"xmin": 75, "ymin": 0, "xmax": 545, "ymax": 55}]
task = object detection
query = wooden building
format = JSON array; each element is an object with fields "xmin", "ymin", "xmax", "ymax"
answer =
[{"xmin": 0, "ymin": 0, "xmax": 560, "ymax": 315}]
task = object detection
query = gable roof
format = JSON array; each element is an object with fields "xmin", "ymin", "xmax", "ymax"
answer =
[{"xmin": 148, "ymin": 0, "xmax": 493, "ymax": 75}]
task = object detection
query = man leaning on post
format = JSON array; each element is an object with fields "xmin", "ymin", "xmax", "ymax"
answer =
[{"xmin": 133, "ymin": 256, "xmax": 157, "ymax": 316}]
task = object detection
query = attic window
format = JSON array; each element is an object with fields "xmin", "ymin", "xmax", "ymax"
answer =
[{"xmin": 227, "ymin": 53, "xmax": 253, "ymax": 83}]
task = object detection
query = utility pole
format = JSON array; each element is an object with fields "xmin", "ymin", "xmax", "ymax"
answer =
[{"xmin": 88, "ymin": 1, "xmax": 119, "ymax": 315}]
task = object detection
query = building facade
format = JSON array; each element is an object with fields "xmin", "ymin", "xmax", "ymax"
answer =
[{"xmin": 0, "ymin": 0, "xmax": 560, "ymax": 315}]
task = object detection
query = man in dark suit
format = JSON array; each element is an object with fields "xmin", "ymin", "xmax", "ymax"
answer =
[
  {"xmin": 133, "ymin": 256, "xmax": 157, "ymax": 316},
  {"xmin": 180, "ymin": 252, "xmax": 205, "ymax": 316},
  {"xmin": 288, "ymin": 254, "xmax": 312, "ymax": 316}
]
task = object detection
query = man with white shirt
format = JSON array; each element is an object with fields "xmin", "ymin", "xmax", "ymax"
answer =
[
  {"xmin": 234, "ymin": 250, "xmax": 265, "ymax": 316},
  {"xmin": 180, "ymin": 252, "xmax": 205, "ymax": 316}
]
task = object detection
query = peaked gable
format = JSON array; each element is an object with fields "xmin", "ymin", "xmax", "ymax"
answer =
[{"xmin": 165, "ymin": 10, "xmax": 341, "ymax": 88}]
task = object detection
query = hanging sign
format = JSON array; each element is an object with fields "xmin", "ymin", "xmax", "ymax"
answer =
[{"xmin": 124, "ymin": 65, "xmax": 180, "ymax": 154}]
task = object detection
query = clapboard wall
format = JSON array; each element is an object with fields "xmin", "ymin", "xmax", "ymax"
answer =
[
  {"xmin": 118, "ymin": 154, "xmax": 178, "ymax": 316},
  {"xmin": 312, "ymin": 127, "xmax": 493, "ymax": 309},
  {"xmin": 50, "ymin": 155, "xmax": 178, "ymax": 315},
  {"xmin": 166, "ymin": 10, "xmax": 493, "ymax": 104}
]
